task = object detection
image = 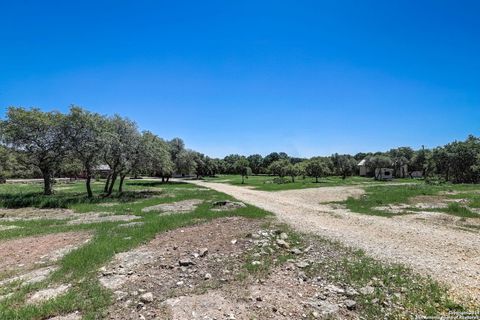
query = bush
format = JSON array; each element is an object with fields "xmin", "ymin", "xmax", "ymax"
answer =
[
  {"xmin": 425, "ymin": 176, "xmax": 446, "ymax": 185},
  {"xmin": 272, "ymin": 177, "xmax": 291, "ymax": 184}
]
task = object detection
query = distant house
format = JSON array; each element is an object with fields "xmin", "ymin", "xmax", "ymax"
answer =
[
  {"xmin": 358, "ymin": 159, "xmax": 371, "ymax": 177},
  {"xmin": 93, "ymin": 164, "xmax": 111, "ymax": 178},
  {"xmin": 375, "ymin": 168, "xmax": 394, "ymax": 180}
]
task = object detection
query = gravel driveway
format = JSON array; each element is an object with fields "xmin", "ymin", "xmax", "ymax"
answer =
[{"xmin": 187, "ymin": 180, "xmax": 480, "ymax": 304}]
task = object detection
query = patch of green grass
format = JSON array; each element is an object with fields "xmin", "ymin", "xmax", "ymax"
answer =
[
  {"xmin": 440, "ymin": 202, "xmax": 478, "ymax": 218},
  {"xmin": 203, "ymin": 174, "xmax": 417, "ymax": 191},
  {"xmin": 344, "ymin": 184, "xmax": 480, "ymax": 217},
  {"xmin": 344, "ymin": 184, "xmax": 439, "ymax": 217}
]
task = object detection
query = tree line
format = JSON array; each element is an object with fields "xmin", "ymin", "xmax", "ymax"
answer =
[
  {"xmin": 0, "ymin": 106, "xmax": 201, "ymax": 196},
  {"xmin": 1, "ymin": 107, "xmax": 480, "ymax": 195},
  {"xmin": 202, "ymin": 136, "xmax": 480, "ymax": 184}
]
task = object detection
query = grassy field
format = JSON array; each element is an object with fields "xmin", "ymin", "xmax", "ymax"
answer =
[
  {"xmin": 203, "ymin": 174, "xmax": 418, "ymax": 191},
  {"xmin": 0, "ymin": 180, "xmax": 270, "ymax": 319},
  {"xmin": 343, "ymin": 183, "xmax": 480, "ymax": 218},
  {"xmin": 0, "ymin": 179, "xmax": 476, "ymax": 318}
]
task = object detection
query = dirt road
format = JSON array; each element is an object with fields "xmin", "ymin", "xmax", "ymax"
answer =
[{"xmin": 188, "ymin": 180, "xmax": 480, "ymax": 304}]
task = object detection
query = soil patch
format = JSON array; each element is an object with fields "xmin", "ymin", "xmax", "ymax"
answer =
[
  {"xmin": 27, "ymin": 284, "xmax": 71, "ymax": 304},
  {"xmin": 0, "ymin": 208, "xmax": 76, "ymax": 221},
  {"xmin": 0, "ymin": 231, "xmax": 91, "ymax": 273},
  {"xmin": 47, "ymin": 312, "xmax": 82, "ymax": 320},
  {"xmin": 141, "ymin": 199, "xmax": 203, "ymax": 214},
  {"xmin": 0, "ymin": 266, "xmax": 58, "ymax": 287},
  {"xmin": 0, "ymin": 225, "xmax": 20, "ymax": 231},
  {"xmin": 67, "ymin": 213, "xmax": 140, "ymax": 225}
]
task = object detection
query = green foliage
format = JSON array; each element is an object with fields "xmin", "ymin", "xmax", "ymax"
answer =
[
  {"xmin": 1, "ymin": 107, "xmax": 68, "ymax": 194},
  {"xmin": 305, "ymin": 157, "xmax": 331, "ymax": 182}
]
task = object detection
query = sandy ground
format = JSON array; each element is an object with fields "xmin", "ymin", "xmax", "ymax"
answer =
[{"xmin": 187, "ymin": 180, "xmax": 480, "ymax": 304}]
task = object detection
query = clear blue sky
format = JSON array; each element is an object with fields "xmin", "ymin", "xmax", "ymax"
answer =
[{"xmin": 1, "ymin": 1, "xmax": 479, "ymax": 158}]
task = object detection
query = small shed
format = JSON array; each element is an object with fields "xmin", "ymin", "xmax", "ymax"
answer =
[
  {"xmin": 94, "ymin": 164, "xmax": 111, "ymax": 178},
  {"xmin": 358, "ymin": 159, "xmax": 370, "ymax": 177},
  {"xmin": 375, "ymin": 168, "xmax": 394, "ymax": 180}
]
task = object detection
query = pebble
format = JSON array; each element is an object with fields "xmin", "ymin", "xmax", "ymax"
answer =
[
  {"xmin": 178, "ymin": 259, "xmax": 194, "ymax": 266},
  {"xmin": 139, "ymin": 292, "xmax": 153, "ymax": 303},
  {"xmin": 345, "ymin": 299, "xmax": 357, "ymax": 310},
  {"xmin": 276, "ymin": 239, "xmax": 290, "ymax": 249}
]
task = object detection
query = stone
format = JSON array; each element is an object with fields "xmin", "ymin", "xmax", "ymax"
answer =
[
  {"xmin": 251, "ymin": 261, "xmax": 262, "ymax": 266},
  {"xmin": 179, "ymin": 259, "xmax": 195, "ymax": 266},
  {"xmin": 279, "ymin": 232, "xmax": 288, "ymax": 240},
  {"xmin": 140, "ymin": 292, "xmax": 154, "ymax": 303},
  {"xmin": 204, "ymin": 273, "xmax": 212, "ymax": 280},
  {"xmin": 359, "ymin": 285, "xmax": 375, "ymax": 295},
  {"xmin": 346, "ymin": 288, "xmax": 358, "ymax": 297},
  {"xmin": 199, "ymin": 248, "xmax": 209, "ymax": 257},
  {"xmin": 345, "ymin": 299, "xmax": 357, "ymax": 310},
  {"xmin": 276, "ymin": 239, "xmax": 290, "ymax": 249},
  {"xmin": 295, "ymin": 261, "xmax": 310, "ymax": 269},
  {"xmin": 290, "ymin": 248, "xmax": 303, "ymax": 255}
]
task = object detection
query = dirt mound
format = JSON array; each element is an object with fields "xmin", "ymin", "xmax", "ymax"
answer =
[{"xmin": 141, "ymin": 199, "xmax": 203, "ymax": 214}]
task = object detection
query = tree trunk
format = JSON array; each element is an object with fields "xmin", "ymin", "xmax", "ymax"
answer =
[
  {"xmin": 166, "ymin": 177, "xmax": 170, "ymax": 183},
  {"xmin": 86, "ymin": 174, "xmax": 93, "ymax": 198},
  {"xmin": 241, "ymin": 175, "xmax": 245, "ymax": 184},
  {"xmin": 42, "ymin": 169, "xmax": 53, "ymax": 195},
  {"xmin": 291, "ymin": 176, "xmax": 295, "ymax": 183},
  {"xmin": 107, "ymin": 173, "xmax": 117, "ymax": 196},
  {"xmin": 315, "ymin": 176, "xmax": 319, "ymax": 183},
  {"xmin": 118, "ymin": 175, "xmax": 126, "ymax": 193},
  {"xmin": 104, "ymin": 174, "xmax": 111, "ymax": 193}
]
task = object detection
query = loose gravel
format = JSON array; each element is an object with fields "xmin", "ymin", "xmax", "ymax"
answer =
[{"xmin": 189, "ymin": 180, "xmax": 480, "ymax": 304}]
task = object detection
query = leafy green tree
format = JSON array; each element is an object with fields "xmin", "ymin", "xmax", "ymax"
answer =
[
  {"xmin": 175, "ymin": 150, "xmax": 197, "ymax": 176},
  {"xmin": 1, "ymin": 107, "xmax": 67, "ymax": 195},
  {"xmin": 331, "ymin": 154, "xmax": 357, "ymax": 179},
  {"xmin": 247, "ymin": 154, "xmax": 263, "ymax": 174},
  {"xmin": 268, "ymin": 159, "xmax": 290, "ymax": 177},
  {"xmin": 65, "ymin": 106, "xmax": 108, "ymax": 197},
  {"xmin": 234, "ymin": 158, "xmax": 251, "ymax": 184},
  {"xmin": 140, "ymin": 131, "xmax": 174, "ymax": 182},
  {"xmin": 294, "ymin": 162, "xmax": 307, "ymax": 179},
  {"xmin": 285, "ymin": 163, "xmax": 299, "ymax": 182},
  {"xmin": 410, "ymin": 148, "xmax": 431, "ymax": 177},
  {"xmin": 305, "ymin": 158, "xmax": 331, "ymax": 183},
  {"xmin": 102, "ymin": 115, "xmax": 141, "ymax": 195},
  {"xmin": 443, "ymin": 136, "xmax": 480, "ymax": 183}
]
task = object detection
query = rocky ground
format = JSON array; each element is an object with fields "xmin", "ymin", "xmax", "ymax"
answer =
[
  {"xmin": 100, "ymin": 217, "xmax": 363, "ymax": 320},
  {"xmin": 187, "ymin": 180, "xmax": 480, "ymax": 305}
]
